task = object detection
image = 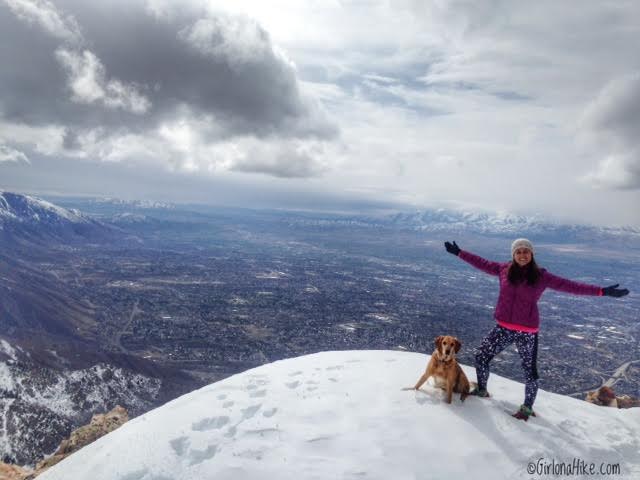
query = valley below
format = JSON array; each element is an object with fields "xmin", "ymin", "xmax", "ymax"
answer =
[{"xmin": 1, "ymin": 194, "xmax": 639, "ymax": 465}]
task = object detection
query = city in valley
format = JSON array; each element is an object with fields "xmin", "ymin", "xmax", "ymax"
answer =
[
  {"xmin": 1, "ymin": 195, "xmax": 639, "ymax": 464},
  {"xmin": 18, "ymin": 199, "xmax": 640, "ymax": 397}
]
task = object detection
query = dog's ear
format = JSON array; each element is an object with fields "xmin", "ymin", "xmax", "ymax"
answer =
[
  {"xmin": 435, "ymin": 336, "xmax": 443, "ymax": 350},
  {"xmin": 454, "ymin": 338, "xmax": 462, "ymax": 353}
]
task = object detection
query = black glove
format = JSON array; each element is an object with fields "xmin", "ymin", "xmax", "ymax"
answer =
[
  {"xmin": 601, "ymin": 284, "xmax": 629, "ymax": 298},
  {"xmin": 444, "ymin": 241, "xmax": 461, "ymax": 256}
]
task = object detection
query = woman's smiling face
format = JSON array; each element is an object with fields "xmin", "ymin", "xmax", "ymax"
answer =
[{"xmin": 513, "ymin": 247, "xmax": 532, "ymax": 267}]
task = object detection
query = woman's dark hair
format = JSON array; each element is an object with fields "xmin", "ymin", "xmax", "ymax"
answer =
[{"xmin": 508, "ymin": 256, "xmax": 541, "ymax": 285}]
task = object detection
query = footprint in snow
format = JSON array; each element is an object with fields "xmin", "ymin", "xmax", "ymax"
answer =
[
  {"xmin": 413, "ymin": 389, "xmax": 437, "ymax": 405},
  {"xmin": 263, "ymin": 407, "xmax": 278, "ymax": 418},
  {"xmin": 118, "ymin": 468, "xmax": 149, "ymax": 480},
  {"xmin": 192, "ymin": 416, "xmax": 230, "ymax": 432},
  {"xmin": 235, "ymin": 449, "xmax": 264, "ymax": 460},
  {"xmin": 288, "ymin": 371, "xmax": 303, "ymax": 377},
  {"xmin": 285, "ymin": 381, "xmax": 300, "ymax": 389},
  {"xmin": 249, "ymin": 389, "xmax": 267, "ymax": 398},
  {"xmin": 223, "ymin": 401, "xmax": 234, "ymax": 408},
  {"xmin": 169, "ymin": 436, "xmax": 190, "ymax": 456},
  {"xmin": 326, "ymin": 365, "xmax": 343, "ymax": 371},
  {"xmin": 217, "ymin": 394, "xmax": 227, "ymax": 400},
  {"xmin": 249, "ymin": 375, "xmax": 269, "ymax": 386},
  {"xmin": 187, "ymin": 445, "xmax": 218, "ymax": 466},
  {"xmin": 241, "ymin": 404, "xmax": 262, "ymax": 420}
]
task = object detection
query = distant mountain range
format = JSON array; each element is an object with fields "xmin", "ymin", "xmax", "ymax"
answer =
[
  {"xmin": 276, "ymin": 206, "xmax": 640, "ymax": 246},
  {"xmin": 386, "ymin": 209, "xmax": 640, "ymax": 239},
  {"xmin": 8, "ymin": 191, "xmax": 631, "ymax": 244}
]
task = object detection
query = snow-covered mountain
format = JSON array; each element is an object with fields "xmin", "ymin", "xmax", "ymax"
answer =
[
  {"xmin": 387, "ymin": 209, "xmax": 640, "ymax": 240},
  {"xmin": 0, "ymin": 191, "xmax": 88, "ymax": 225},
  {"xmin": 0, "ymin": 191, "xmax": 110, "ymax": 245},
  {"xmin": 0, "ymin": 338, "xmax": 163, "ymax": 466},
  {"xmin": 39, "ymin": 350, "xmax": 640, "ymax": 480},
  {"xmin": 92, "ymin": 197, "xmax": 176, "ymax": 210}
]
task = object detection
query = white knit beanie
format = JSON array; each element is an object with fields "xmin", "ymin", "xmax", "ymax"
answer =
[{"xmin": 511, "ymin": 238, "xmax": 534, "ymax": 256}]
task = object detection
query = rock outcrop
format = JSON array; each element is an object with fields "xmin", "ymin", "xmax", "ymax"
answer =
[
  {"xmin": 0, "ymin": 462, "xmax": 32, "ymax": 480},
  {"xmin": 585, "ymin": 386, "xmax": 640, "ymax": 409},
  {"xmin": 0, "ymin": 406, "xmax": 129, "ymax": 480}
]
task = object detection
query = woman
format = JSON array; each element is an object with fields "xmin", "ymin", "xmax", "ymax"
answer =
[{"xmin": 444, "ymin": 238, "xmax": 629, "ymax": 421}]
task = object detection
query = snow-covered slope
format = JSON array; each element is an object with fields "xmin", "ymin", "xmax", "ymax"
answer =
[
  {"xmin": 0, "ymin": 191, "xmax": 88, "ymax": 225},
  {"xmin": 39, "ymin": 351, "xmax": 640, "ymax": 480},
  {"xmin": 0, "ymin": 338, "xmax": 162, "ymax": 466},
  {"xmin": 0, "ymin": 191, "xmax": 113, "ymax": 246}
]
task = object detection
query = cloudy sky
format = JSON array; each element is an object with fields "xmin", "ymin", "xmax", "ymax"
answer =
[{"xmin": 1, "ymin": 0, "xmax": 639, "ymax": 226}]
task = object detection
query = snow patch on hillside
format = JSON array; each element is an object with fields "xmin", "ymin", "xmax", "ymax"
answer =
[
  {"xmin": 0, "ymin": 191, "xmax": 88, "ymax": 224},
  {"xmin": 39, "ymin": 350, "xmax": 640, "ymax": 480}
]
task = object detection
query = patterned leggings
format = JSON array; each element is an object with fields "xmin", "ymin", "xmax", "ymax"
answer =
[{"xmin": 475, "ymin": 325, "xmax": 539, "ymax": 408}]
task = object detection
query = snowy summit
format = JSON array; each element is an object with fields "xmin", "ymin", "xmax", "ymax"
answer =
[
  {"xmin": 38, "ymin": 351, "xmax": 640, "ymax": 480},
  {"xmin": 0, "ymin": 191, "xmax": 87, "ymax": 224}
]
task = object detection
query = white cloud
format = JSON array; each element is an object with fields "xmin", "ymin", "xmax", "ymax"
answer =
[
  {"xmin": 0, "ymin": 143, "xmax": 30, "ymax": 163},
  {"xmin": 179, "ymin": 15, "xmax": 273, "ymax": 69},
  {"xmin": 4, "ymin": 0, "xmax": 83, "ymax": 44},
  {"xmin": 5, "ymin": 0, "xmax": 151, "ymax": 115},
  {"xmin": 581, "ymin": 153, "xmax": 640, "ymax": 190},
  {"xmin": 0, "ymin": 120, "xmax": 66, "ymax": 155},
  {"xmin": 55, "ymin": 49, "xmax": 151, "ymax": 114},
  {"xmin": 230, "ymin": 139, "xmax": 329, "ymax": 178}
]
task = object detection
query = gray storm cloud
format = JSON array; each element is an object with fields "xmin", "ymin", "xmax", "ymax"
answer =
[
  {"xmin": 581, "ymin": 73, "xmax": 640, "ymax": 190},
  {"xmin": 230, "ymin": 141, "xmax": 329, "ymax": 178},
  {"xmin": 0, "ymin": 0, "xmax": 337, "ymax": 176}
]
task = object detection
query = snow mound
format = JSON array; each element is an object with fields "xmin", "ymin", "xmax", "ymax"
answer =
[{"xmin": 39, "ymin": 351, "xmax": 640, "ymax": 480}]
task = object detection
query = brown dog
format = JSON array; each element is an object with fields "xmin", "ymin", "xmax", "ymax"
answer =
[{"xmin": 414, "ymin": 335, "xmax": 470, "ymax": 403}]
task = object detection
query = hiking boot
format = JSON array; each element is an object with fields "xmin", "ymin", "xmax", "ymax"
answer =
[
  {"xmin": 469, "ymin": 386, "xmax": 490, "ymax": 398},
  {"xmin": 512, "ymin": 404, "xmax": 536, "ymax": 421}
]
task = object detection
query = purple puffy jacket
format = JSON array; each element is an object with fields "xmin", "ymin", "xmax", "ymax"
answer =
[{"xmin": 458, "ymin": 250, "xmax": 602, "ymax": 332}]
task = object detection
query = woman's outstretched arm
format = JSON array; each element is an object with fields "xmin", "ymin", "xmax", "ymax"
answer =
[
  {"xmin": 444, "ymin": 241, "xmax": 501, "ymax": 276},
  {"xmin": 543, "ymin": 271, "xmax": 629, "ymax": 297}
]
